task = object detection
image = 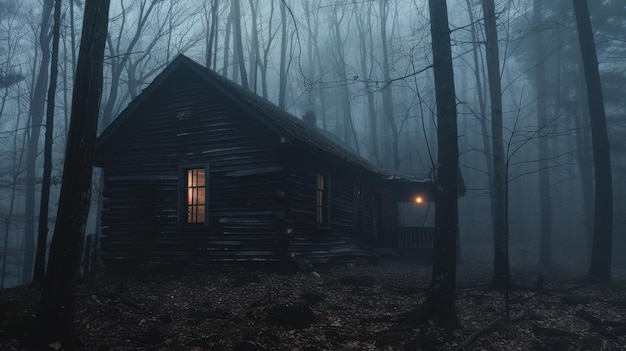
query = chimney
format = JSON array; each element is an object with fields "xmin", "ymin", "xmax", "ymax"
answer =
[{"xmin": 303, "ymin": 109, "xmax": 317, "ymax": 128}]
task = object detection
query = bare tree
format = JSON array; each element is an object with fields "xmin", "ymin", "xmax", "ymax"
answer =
[
  {"xmin": 203, "ymin": 0, "xmax": 219, "ymax": 70},
  {"xmin": 102, "ymin": 0, "xmax": 160, "ymax": 128},
  {"xmin": 405, "ymin": 0, "xmax": 459, "ymax": 329},
  {"xmin": 35, "ymin": 0, "xmax": 111, "ymax": 346},
  {"xmin": 23, "ymin": 0, "xmax": 54, "ymax": 284},
  {"xmin": 232, "ymin": 0, "xmax": 249, "ymax": 89},
  {"xmin": 247, "ymin": 0, "xmax": 260, "ymax": 91},
  {"xmin": 482, "ymin": 0, "xmax": 509, "ymax": 293},
  {"xmin": 379, "ymin": 1, "xmax": 400, "ymax": 169},
  {"xmin": 572, "ymin": 0, "xmax": 613, "ymax": 283},
  {"xmin": 278, "ymin": 0, "xmax": 288, "ymax": 108},
  {"xmin": 355, "ymin": 2, "xmax": 380, "ymax": 165},
  {"xmin": 534, "ymin": 0, "xmax": 553, "ymax": 269},
  {"xmin": 329, "ymin": 3, "xmax": 358, "ymax": 152},
  {"xmin": 33, "ymin": 0, "xmax": 62, "ymax": 285},
  {"xmin": 258, "ymin": 0, "xmax": 278, "ymax": 99}
]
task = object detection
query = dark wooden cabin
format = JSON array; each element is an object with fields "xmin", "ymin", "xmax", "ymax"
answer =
[{"xmin": 94, "ymin": 54, "xmax": 435, "ymax": 269}]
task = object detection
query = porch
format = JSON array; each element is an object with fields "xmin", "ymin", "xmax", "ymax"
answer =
[{"xmin": 395, "ymin": 226, "xmax": 434, "ymax": 262}]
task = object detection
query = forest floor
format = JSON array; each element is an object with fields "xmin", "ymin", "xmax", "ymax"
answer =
[{"xmin": 1, "ymin": 259, "xmax": 626, "ymax": 350}]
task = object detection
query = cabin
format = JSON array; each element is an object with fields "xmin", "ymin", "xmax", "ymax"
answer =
[{"xmin": 94, "ymin": 54, "xmax": 438, "ymax": 270}]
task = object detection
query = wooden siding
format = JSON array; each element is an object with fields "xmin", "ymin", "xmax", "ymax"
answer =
[
  {"xmin": 97, "ymin": 59, "xmax": 433, "ymax": 269},
  {"xmin": 100, "ymin": 69, "xmax": 288, "ymax": 267}
]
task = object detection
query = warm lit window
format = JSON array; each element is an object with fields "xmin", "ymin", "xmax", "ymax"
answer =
[
  {"xmin": 316, "ymin": 173, "xmax": 330, "ymax": 225},
  {"xmin": 186, "ymin": 168, "xmax": 206, "ymax": 224}
]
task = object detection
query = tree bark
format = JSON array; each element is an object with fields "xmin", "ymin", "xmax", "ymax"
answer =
[
  {"xmin": 482, "ymin": 0, "xmax": 509, "ymax": 293},
  {"xmin": 23, "ymin": 0, "xmax": 54, "ymax": 284},
  {"xmin": 248, "ymin": 0, "xmax": 259, "ymax": 92},
  {"xmin": 33, "ymin": 0, "xmax": 62, "ymax": 285},
  {"xmin": 405, "ymin": 0, "xmax": 459, "ymax": 330},
  {"xmin": 572, "ymin": 0, "xmax": 613, "ymax": 283},
  {"xmin": 534, "ymin": 0, "xmax": 553, "ymax": 270},
  {"xmin": 204, "ymin": 0, "xmax": 218, "ymax": 69},
  {"xmin": 232, "ymin": 0, "xmax": 248, "ymax": 90},
  {"xmin": 379, "ymin": 1, "xmax": 400, "ymax": 170},
  {"xmin": 278, "ymin": 0, "xmax": 288, "ymax": 108},
  {"xmin": 355, "ymin": 2, "xmax": 380, "ymax": 165},
  {"xmin": 35, "ymin": 0, "xmax": 111, "ymax": 347},
  {"xmin": 465, "ymin": 0, "xmax": 494, "ymax": 223}
]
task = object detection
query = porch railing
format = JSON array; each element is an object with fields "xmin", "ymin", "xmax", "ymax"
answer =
[{"xmin": 395, "ymin": 226, "xmax": 434, "ymax": 260}]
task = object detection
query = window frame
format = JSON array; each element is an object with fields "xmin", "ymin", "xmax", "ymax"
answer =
[
  {"xmin": 179, "ymin": 164, "xmax": 209, "ymax": 226},
  {"xmin": 316, "ymin": 172, "xmax": 331, "ymax": 227},
  {"xmin": 353, "ymin": 184, "xmax": 364, "ymax": 229}
]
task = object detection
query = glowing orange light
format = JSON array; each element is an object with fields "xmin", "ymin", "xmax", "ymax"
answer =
[{"xmin": 415, "ymin": 196, "xmax": 424, "ymax": 204}]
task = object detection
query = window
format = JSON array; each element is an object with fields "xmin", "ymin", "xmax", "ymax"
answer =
[
  {"xmin": 316, "ymin": 173, "xmax": 330, "ymax": 225},
  {"xmin": 185, "ymin": 167, "xmax": 206, "ymax": 224},
  {"xmin": 353, "ymin": 184, "xmax": 363, "ymax": 227}
]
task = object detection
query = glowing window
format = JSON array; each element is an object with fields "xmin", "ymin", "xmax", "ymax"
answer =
[{"xmin": 186, "ymin": 168, "xmax": 206, "ymax": 224}]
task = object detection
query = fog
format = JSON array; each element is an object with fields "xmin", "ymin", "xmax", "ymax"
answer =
[{"xmin": 0, "ymin": 0, "xmax": 624, "ymax": 288}]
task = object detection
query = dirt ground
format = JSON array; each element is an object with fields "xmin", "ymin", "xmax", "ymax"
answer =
[{"xmin": 1, "ymin": 260, "xmax": 625, "ymax": 350}]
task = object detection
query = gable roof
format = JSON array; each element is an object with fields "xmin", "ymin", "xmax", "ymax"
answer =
[{"xmin": 95, "ymin": 54, "xmax": 430, "ymax": 184}]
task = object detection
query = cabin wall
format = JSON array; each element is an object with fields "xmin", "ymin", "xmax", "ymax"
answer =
[
  {"xmin": 283, "ymin": 149, "xmax": 398, "ymax": 260},
  {"xmin": 100, "ymin": 70, "xmax": 288, "ymax": 268}
]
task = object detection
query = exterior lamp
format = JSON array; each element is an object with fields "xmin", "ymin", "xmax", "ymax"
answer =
[{"xmin": 415, "ymin": 195, "xmax": 424, "ymax": 204}]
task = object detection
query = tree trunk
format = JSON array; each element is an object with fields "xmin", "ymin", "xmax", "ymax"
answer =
[
  {"xmin": 33, "ymin": 0, "xmax": 62, "ymax": 285},
  {"xmin": 430, "ymin": 0, "xmax": 459, "ymax": 328},
  {"xmin": 330, "ymin": 7, "xmax": 358, "ymax": 153},
  {"xmin": 23, "ymin": 0, "xmax": 54, "ymax": 284},
  {"xmin": 258, "ymin": 0, "xmax": 275, "ymax": 100},
  {"xmin": 35, "ymin": 0, "xmax": 111, "ymax": 347},
  {"xmin": 278, "ymin": 0, "xmax": 288, "ymax": 108},
  {"xmin": 575, "ymin": 68, "xmax": 594, "ymax": 260},
  {"xmin": 572, "ymin": 0, "xmax": 613, "ymax": 284},
  {"xmin": 1, "ymin": 106, "xmax": 25, "ymax": 289},
  {"xmin": 406, "ymin": 0, "xmax": 459, "ymax": 330},
  {"xmin": 223, "ymin": 8, "xmax": 232, "ymax": 78},
  {"xmin": 204, "ymin": 0, "xmax": 218, "ymax": 70},
  {"xmin": 482, "ymin": 0, "xmax": 509, "ymax": 293},
  {"xmin": 356, "ymin": 2, "xmax": 380, "ymax": 165},
  {"xmin": 534, "ymin": 0, "xmax": 553, "ymax": 270},
  {"xmin": 380, "ymin": 1, "xmax": 400, "ymax": 170},
  {"xmin": 248, "ymin": 0, "xmax": 259, "ymax": 92},
  {"xmin": 465, "ymin": 0, "xmax": 494, "ymax": 223},
  {"xmin": 232, "ymin": 0, "xmax": 248, "ymax": 90}
]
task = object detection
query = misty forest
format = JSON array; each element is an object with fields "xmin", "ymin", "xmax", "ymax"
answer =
[{"xmin": 0, "ymin": 0, "xmax": 625, "ymax": 350}]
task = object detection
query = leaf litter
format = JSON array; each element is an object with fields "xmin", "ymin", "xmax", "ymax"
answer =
[{"xmin": 0, "ymin": 260, "xmax": 625, "ymax": 350}]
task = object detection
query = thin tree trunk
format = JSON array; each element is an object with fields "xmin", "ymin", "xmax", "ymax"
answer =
[
  {"xmin": 572, "ymin": 0, "xmax": 613, "ymax": 283},
  {"xmin": 482, "ymin": 0, "xmax": 509, "ymax": 293},
  {"xmin": 232, "ymin": 0, "xmax": 248, "ymax": 89},
  {"xmin": 35, "ymin": 0, "xmax": 111, "ymax": 346},
  {"xmin": 575, "ymin": 68, "xmax": 594, "ymax": 260},
  {"xmin": 330, "ymin": 7, "xmax": 358, "ymax": 153},
  {"xmin": 223, "ymin": 8, "xmax": 233, "ymax": 78},
  {"xmin": 33, "ymin": 0, "xmax": 62, "ymax": 285},
  {"xmin": 465, "ymin": 0, "xmax": 494, "ymax": 220},
  {"xmin": 380, "ymin": 1, "xmax": 400, "ymax": 170},
  {"xmin": 534, "ymin": 0, "xmax": 552, "ymax": 269},
  {"xmin": 248, "ymin": 0, "xmax": 260, "ymax": 92},
  {"xmin": 278, "ymin": 0, "xmax": 288, "ymax": 108},
  {"xmin": 356, "ymin": 3, "xmax": 380, "ymax": 165},
  {"xmin": 23, "ymin": 0, "xmax": 54, "ymax": 284},
  {"xmin": 1, "ymin": 93, "xmax": 26, "ymax": 289}
]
